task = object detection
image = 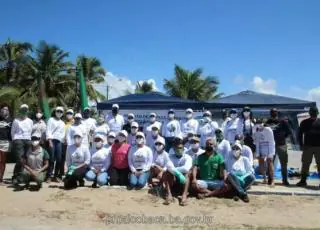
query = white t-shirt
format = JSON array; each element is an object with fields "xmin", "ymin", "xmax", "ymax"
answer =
[
  {"xmin": 185, "ymin": 147, "xmax": 205, "ymax": 161},
  {"xmin": 241, "ymin": 145, "xmax": 254, "ymax": 166},
  {"xmin": 224, "ymin": 118, "xmax": 243, "ymax": 144},
  {"xmin": 198, "ymin": 121, "xmax": 219, "ymax": 147},
  {"xmin": 66, "ymin": 144, "xmax": 91, "ymax": 167},
  {"xmin": 66, "ymin": 123, "xmax": 89, "ymax": 146},
  {"xmin": 94, "ymin": 124, "xmax": 110, "ymax": 141},
  {"xmin": 255, "ymin": 127, "xmax": 275, "ymax": 158},
  {"xmin": 226, "ymin": 156, "xmax": 254, "ymax": 176},
  {"xmin": 89, "ymin": 147, "xmax": 112, "ymax": 172},
  {"xmin": 127, "ymin": 133, "xmax": 137, "ymax": 148},
  {"xmin": 217, "ymin": 139, "xmax": 232, "ymax": 160},
  {"xmin": 168, "ymin": 153, "xmax": 192, "ymax": 174},
  {"xmin": 162, "ymin": 120, "xmax": 181, "ymax": 138},
  {"xmin": 128, "ymin": 145, "xmax": 153, "ymax": 172},
  {"xmin": 144, "ymin": 121, "xmax": 162, "ymax": 137},
  {"xmin": 152, "ymin": 150, "xmax": 171, "ymax": 170},
  {"xmin": 82, "ymin": 118, "xmax": 97, "ymax": 134},
  {"xmin": 181, "ymin": 119, "xmax": 199, "ymax": 137},
  {"xmin": 46, "ymin": 117, "xmax": 65, "ymax": 142},
  {"xmin": 106, "ymin": 114, "xmax": 125, "ymax": 133},
  {"xmin": 11, "ymin": 117, "xmax": 33, "ymax": 140}
]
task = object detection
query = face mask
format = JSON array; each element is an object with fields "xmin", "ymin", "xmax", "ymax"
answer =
[
  {"xmin": 98, "ymin": 117, "xmax": 105, "ymax": 124},
  {"xmin": 230, "ymin": 114, "xmax": 237, "ymax": 119},
  {"xmin": 186, "ymin": 113, "xmax": 192, "ymax": 119},
  {"xmin": 74, "ymin": 119, "xmax": 81, "ymax": 125},
  {"xmin": 131, "ymin": 128, "xmax": 138, "ymax": 134},
  {"xmin": 216, "ymin": 134, "xmax": 223, "ymax": 143},
  {"xmin": 136, "ymin": 138, "xmax": 144, "ymax": 145},
  {"xmin": 112, "ymin": 109, "xmax": 118, "ymax": 115},
  {"xmin": 56, "ymin": 112, "xmax": 63, "ymax": 119},
  {"xmin": 74, "ymin": 137, "xmax": 82, "ymax": 146},
  {"xmin": 36, "ymin": 113, "xmax": 43, "ymax": 119},
  {"xmin": 203, "ymin": 116, "xmax": 211, "ymax": 123},
  {"xmin": 257, "ymin": 124, "xmax": 264, "ymax": 130},
  {"xmin": 205, "ymin": 146, "xmax": 213, "ymax": 152},
  {"xmin": 83, "ymin": 114, "xmax": 90, "ymax": 119},
  {"xmin": 271, "ymin": 112, "xmax": 278, "ymax": 118},
  {"xmin": 20, "ymin": 110, "xmax": 28, "ymax": 116},
  {"xmin": 0, "ymin": 108, "xmax": 8, "ymax": 118},
  {"xmin": 168, "ymin": 113, "xmax": 174, "ymax": 119},
  {"xmin": 128, "ymin": 118, "xmax": 134, "ymax": 123},
  {"xmin": 188, "ymin": 137, "xmax": 193, "ymax": 142},
  {"xmin": 66, "ymin": 114, "xmax": 73, "ymax": 120},
  {"xmin": 175, "ymin": 149, "xmax": 184, "ymax": 157},
  {"xmin": 243, "ymin": 112, "xmax": 250, "ymax": 118},
  {"xmin": 118, "ymin": 136, "xmax": 126, "ymax": 143},
  {"xmin": 95, "ymin": 141, "xmax": 103, "ymax": 149},
  {"xmin": 233, "ymin": 150, "xmax": 241, "ymax": 158},
  {"xmin": 155, "ymin": 145, "xmax": 164, "ymax": 152},
  {"xmin": 191, "ymin": 143, "xmax": 199, "ymax": 150},
  {"xmin": 150, "ymin": 117, "xmax": 156, "ymax": 123},
  {"xmin": 152, "ymin": 130, "xmax": 159, "ymax": 137},
  {"xmin": 31, "ymin": 140, "xmax": 40, "ymax": 147},
  {"xmin": 108, "ymin": 137, "xmax": 115, "ymax": 145}
]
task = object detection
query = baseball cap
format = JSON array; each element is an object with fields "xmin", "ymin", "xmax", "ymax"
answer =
[
  {"xmin": 136, "ymin": 132, "xmax": 145, "ymax": 139},
  {"xmin": 150, "ymin": 112, "xmax": 156, "ymax": 117},
  {"xmin": 131, "ymin": 122, "xmax": 139, "ymax": 128},
  {"xmin": 168, "ymin": 109, "xmax": 175, "ymax": 113},
  {"xmin": 31, "ymin": 131, "xmax": 41, "ymax": 139},
  {"xmin": 74, "ymin": 113, "xmax": 82, "ymax": 119},
  {"xmin": 66, "ymin": 109, "xmax": 74, "ymax": 114},
  {"xmin": 20, "ymin": 104, "xmax": 29, "ymax": 109},
  {"xmin": 56, "ymin": 106, "xmax": 64, "ymax": 112},
  {"xmin": 190, "ymin": 136, "xmax": 200, "ymax": 142},
  {"xmin": 232, "ymin": 141, "xmax": 243, "ymax": 151},
  {"xmin": 73, "ymin": 130, "xmax": 83, "ymax": 138},
  {"xmin": 186, "ymin": 108, "xmax": 193, "ymax": 113},
  {"xmin": 203, "ymin": 111, "xmax": 212, "ymax": 116},
  {"xmin": 155, "ymin": 136, "xmax": 165, "ymax": 146},
  {"xmin": 84, "ymin": 107, "xmax": 90, "ymax": 111},
  {"xmin": 119, "ymin": 130, "xmax": 128, "ymax": 138},
  {"xmin": 108, "ymin": 132, "xmax": 116, "ymax": 138},
  {"xmin": 128, "ymin": 113, "xmax": 135, "ymax": 119},
  {"xmin": 112, "ymin": 104, "xmax": 119, "ymax": 109},
  {"xmin": 230, "ymin": 108, "xmax": 238, "ymax": 114},
  {"xmin": 94, "ymin": 133, "xmax": 105, "ymax": 141}
]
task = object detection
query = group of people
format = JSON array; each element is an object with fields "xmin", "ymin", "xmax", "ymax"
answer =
[{"xmin": 0, "ymin": 102, "xmax": 319, "ymax": 205}]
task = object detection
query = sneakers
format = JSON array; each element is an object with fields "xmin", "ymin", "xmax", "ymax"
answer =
[
  {"xmin": 239, "ymin": 194, "xmax": 250, "ymax": 203},
  {"xmin": 78, "ymin": 179, "xmax": 85, "ymax": 187},
  {"xmin": 92, "ymin": 181, "xmax": 98, "ymax": 188},
  {"xmin": 296, "ymin": 180, "xmax": 307, "ymax": 187},
  {"xmin": 282, "ymin": 180, "xmax": 290, "ymax": 186}
]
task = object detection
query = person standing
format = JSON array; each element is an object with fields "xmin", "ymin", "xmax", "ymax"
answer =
[
  {"xmin": 94, "ymin": 114, "xmax": 110, "ymax": 139},
  {"xmin": 255, "ymin": 118, "xmax": 276, "ymax": 186},
  {"xmin": 198, "ymin": 111, "xmax": 219, "ymax": 148},
  {"xmin": 162, "ymin": 109, "xmax": 181, "ymax": 151},
  {"xmin": 32, "ymin": 110, "xmax": 47, "ymax": 146},
  {"xmin": 145, "ymin": 123, "xmax": 161, "ymax": 150},
  {"xmin": 266, "ymin": 108, "xmax": 291, "ymax": 185},
  {"xmin": 123, "ymin": 113, "xmax": 135, "ymax": 134},
  {"xmin": 0, "ymin": 105, "xmax": 12, "ymax": 184},
  {"xmin": 241, "ymin": 106, "xmax": 256, "ymax": 152},
  {"xmin": 11, "ymin": 104, "xmax": 33, "ymax": 182},
  {"xmin": 220, "ymin": 109, "xmax": 231, "ymax": 132},
  {"xmin": 61, "ymin": 109, "xmax": 74, "ymax": 178},
  {"xmin": 215, "ymin": 128, "xmax": 232, "ymax": 160},
  {"xmin": 182, "ymin": 108, "xmax": 199, "ymax": 139},
  {"xmin": 185, "ymin": 136, "xmax": 205, "ymax": 161},
  {"xmin": 109, "ymin": 130, "xmax": 131, "ymax": 186},
  {"xmin": 144, "ymin": 112, "xmax": 162, "ymax": 144},
  {"xmin": 46, "ymin": 107, "xmax": 65, "ymax": 182},
  {"xmin": 224, "ymin": 109, "xmax": 242, "ymax": 145},
  {"xmin": 128, "ymin": 132, "xmax": 153, "ymax": 189},
  {"xmin": 14, "ymin": 132, "xmax": 49, "ymax": 191},
  {"xmin": 66, "ymin": 113, "xmax": 88, "ymax": 147},
  {"xmin": 296, "ymin": 107, "xmax": 320, "ymax": 187},
  {"xmin": 106, "ymin": 104, "xmax": 125, "ymax": 134},
  {"xmin": 127, "ymin": 122, "xmax": 139, "ymax": 148},
  {"xmin": 82, "ymin": 107, "xmax": 97, "ymax": 147}
]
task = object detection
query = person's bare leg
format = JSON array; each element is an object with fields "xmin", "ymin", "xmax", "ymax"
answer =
[
  {"xmin": 205, "ymin": 183, "xmax": 232, "ymax": 198},
  {"xmin": 259, "ymin": 158, "xmax": 267, "ymax": 184},
  {"xmin": 267, "ymin": 158, "xmax": 275, "ymax": 186},
  {"xmin": 0, "ymin": 151, "xmax": 7, "ymax": 183},
  {"xmin": 180, "ymin": 176, "xmax": 190, "ymax": 206},
  {"xmin": 163, "ymin": 172, "xmax": 174, "ymax": 205}
]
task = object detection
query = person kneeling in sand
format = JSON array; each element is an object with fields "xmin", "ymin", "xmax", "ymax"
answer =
[
  {"xmin": 162, "ymin": 138, "xmax": 192, "ymax": 206},
  {"xmin": 226, "ymin": 141, "xmax": 255, "ymax": 203},
  {"xmin": 192, "ymin": 138, "xmax": 230, "ymax": 199},
  {"xmin": 85, "ymin": 134, "xmax": 112, "ymax": 188},
  {"xmin": 14, "ymin": 132, "xmax": 49, "ymax": 191},
  {"xmin": 149, "ymin": 136, "xmax": 171, "ymax": 187},
  {"xmin": 64, "ymin": 131, "xmax": 90, "ymax": 189}
]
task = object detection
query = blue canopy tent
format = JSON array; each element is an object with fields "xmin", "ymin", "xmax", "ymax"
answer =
[{"xmin": 97, "ymin": 92, "xmax": 205, "ymax": 110}]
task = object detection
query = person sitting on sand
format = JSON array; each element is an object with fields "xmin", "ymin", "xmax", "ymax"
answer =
[
  {"xmin": 162, "ymin": 138, "xmax": 192, "ymax": 206},
  {"xmin": 192, "ymin": 137, "xmax": 230, "ymax": 199},
  {"xmin": 14, "ymin": 132, "xmax": 49, "ymax": 191},
  {"xmin": 149, "ymin": 136, "xmax": 171, "ymax": 187},
  {"xmin": 64, "ymin": 131, "xmax": 90, "ymax": 189},
  {"xmin": 128, "ymin": 132, "xmax": 153, "ymax": 190},
  {"xmin": 85, "ymin": 134, "xmax": 112, "ymax": 188},
  {"xmin": 226, "ymin": 141, "xmax": 255, "ymax": 203}
]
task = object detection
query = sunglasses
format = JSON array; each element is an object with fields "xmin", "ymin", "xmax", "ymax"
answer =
[
  {"xmin": 155, "ymin": 143, "xmax": 162, "ymax": 146},
  {"xmin": 56, "ymin": 110, "xmax": 63, "ymax": 113}
]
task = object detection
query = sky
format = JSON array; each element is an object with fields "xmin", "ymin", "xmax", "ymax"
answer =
[{"xmin": 1, "ymin": 0, "xmax": 320, "ymax": 105}]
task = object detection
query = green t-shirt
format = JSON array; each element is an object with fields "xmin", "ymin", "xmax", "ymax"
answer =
[
  {"xmin": 26, "ymin": 147, "xmax": 50, "ymax": 170},
  {"xmin": 194, "ymin": 152, "xmax": 224, "ymax": 180}
]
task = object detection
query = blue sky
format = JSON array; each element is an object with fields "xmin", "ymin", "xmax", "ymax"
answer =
[{"xmin": 1, "ymin": 0, "xmax": 320, "ymax": 103}]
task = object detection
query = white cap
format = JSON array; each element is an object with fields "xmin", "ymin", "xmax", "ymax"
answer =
[
  {"xmin": 128, "ymin": 113, "xmax": 135, "ymax": 118},
  {"xmin": 131, "ymin": 122, "xmax": 139, "ymax": 128},
  {"xmin": 112, "ymin": 104, "xmax": 119, "ymax": 109},
  {"xmin": 56, "ymin": 106, "xmax": 64, "ymax": 112},
  {"xmin": 31, "ymin": 131, "xmax": 41, "ymax": 139},
  {"xmin": 119, "ymin": 130, "xmax": 128, "ymax": 138},
  {"xmin": 74, "ymin": 113, "xmax": 82, "ymax": 119},
  {"xmin": 94, "ymin": 133, "xmax": 105, "ymax": 141},
  {"xmin": 175, "ymin": 133, "xmax": 184, "ymax": 141},
  {"xmin": 155, "ymin": 136, "xmax": 165, "ymax": 146},
  {"xmin": 151, "ymin": 123, "xmax": 160, "ymax": 130},
  {"xmin": 73, "ymin": 130, "xmax": 83, "ymax": 138},
  {"xmin": 150, "ymin": 112, "xmax": 156, "ymax": 117},
  {"xmin": 186, "ymin": 108, "xmax": 193, "ymax": 113},
  {"xmin": 233, "ymin": 141, "xmax": 243, "ymax": 151},
  {"xmin": 136, "ymin": 132, "xmax": 145, "ymax": 139},
  {"xmin": 84, "ymin": 107, "xmax": 90, "ymax": 111},
  {"xmin": 66, "ymin": 109, "xmax": 74, "ymax": 114},
  {"xmin": 20, "ymin": 104, "xmax": 29, "ymax": 109},
  {"xmin": 203, "ymin": 111, "xmax": 212, "ymax": 116},
  {"xmin": 108, "ymin": 131, "xmax": 116, "ymax": 138}
]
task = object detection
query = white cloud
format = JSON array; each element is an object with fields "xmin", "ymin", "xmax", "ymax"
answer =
[
  {"xmin": 251, "ymin": 76, "xmax": 277, "ymax": 94},
  {"xmin": 232, "ymin": 75, "xmax": 244, "ymax": 85},
  {"xmin": 137, "ymin": 79, "xmax": 159, "ymax": 91},
  {"xmin": 307, "ymin": 87, "xmax": 320, "ymax": 107}
]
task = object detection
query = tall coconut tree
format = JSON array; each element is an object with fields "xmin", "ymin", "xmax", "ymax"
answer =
[
  {"xmin": 164, "ymin": 64, "xmax": 222, "ymax": 101},
  {"xmin": 135, "ymin": 81, "xmax": 154, "ymax": 94},
  {"xmin": 76, "ymin": 55, "xmax": 106, "ymax": 103}
]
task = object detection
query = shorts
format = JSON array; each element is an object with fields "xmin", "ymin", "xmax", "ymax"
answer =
[
  {"xmin": 256, "ymin": 152, "xmax": 274, "ymax": 159},
  {"xmin": 196, "ymin": 180, "xmax": 224, "ymax": 190},
  {"xmin": 0, "ymin": 140, "xmax": 10, "ymax": 152}
]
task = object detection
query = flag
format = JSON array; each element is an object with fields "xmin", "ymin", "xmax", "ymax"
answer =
[
  {"xmin": 78, "ymin": 68, "xmax": 89, "ymax": 112},
  {"xmin": 38, "ymin": 75, "xmax": 50, "ymax": 121}
]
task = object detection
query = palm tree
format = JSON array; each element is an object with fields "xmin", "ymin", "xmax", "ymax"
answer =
[
  {"xmin": 76, "ymin": 55, "xmax": 106, "ymax": 103},
  {"xmin": 135, "ymin": 81, "xmax": 154, "ymax": 93},
  {"xmin": 164, "ymin": 64, "xmax": 222, "ymax": 101}
]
